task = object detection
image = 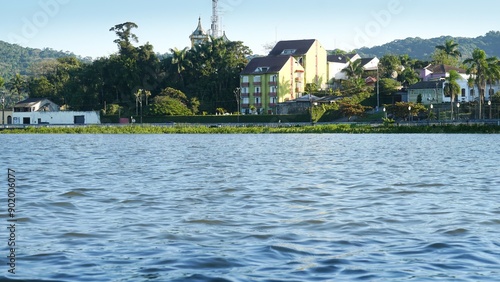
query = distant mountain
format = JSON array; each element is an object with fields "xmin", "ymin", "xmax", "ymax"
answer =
[
  {"xmin": 0, "ymin": 40, "xmax": 91, "ymax": 80},
  {"xmin": 356, "ymin": 31, "xmax": 500, "ymax": 60}
]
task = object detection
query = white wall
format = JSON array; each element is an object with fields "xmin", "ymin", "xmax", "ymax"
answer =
[{"xmin": 13, "ymin": 111, "xmax": 101, "ymax": 125}]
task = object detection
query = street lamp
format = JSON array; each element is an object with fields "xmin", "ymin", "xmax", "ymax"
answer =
[
  {"xmin": 456, "ymin": 102, "xmax": 460, "ymax": 120},
  {"xmin": 376, "ymin": 64, "xmax": 380, "ymax": 111},
  {"xmin": 383, "ymin": 107, "xmax": 387, "ymax": 119},
  {"xmin": 488, "ymin": 100, "xmax": 492, "ymax": 120},
  {"xmin": 408, "ymin": 105, "xmax": 412, "ymax": 122}
]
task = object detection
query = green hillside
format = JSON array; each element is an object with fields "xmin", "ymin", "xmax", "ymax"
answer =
[
  {"xmin": 357, "ymin": 31, "xmax": 500, "ymax": 60},
  {"xmin": 0, "ymin": 41, "xmax": 90, "ymax": 80}
]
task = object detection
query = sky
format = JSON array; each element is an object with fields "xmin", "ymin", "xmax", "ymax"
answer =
[{"xmin": 1, "ymin": 0, "xmax": 500, "ymax": 59}]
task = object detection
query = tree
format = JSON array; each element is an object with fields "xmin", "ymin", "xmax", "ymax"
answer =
[
  {"xmin": 151, "ymin": 87, "xmax": 195, "ymax": 116},
  {"xmin": 434, "ymin": 39, "xmax": 462, "ymax": 66},
  {"xmin": 379, "ymin": 55, "xmax": 401, "ymax": 78},
  {"xmin": 0, "ymin": 76, "xmax": 4, "ymax": 88},
  {"xmin": 341, "ymin": 58, "xmax": 364, "ymax": 80},
  {"xmin": 444, "ymin": 70, "xmax": 461, "ymax": 119},
  {"xmin": 485, "ymin": 57, "xmax": 500, "ymax": 100},
  {"xmin": 338, "ymin": 100, "xmax": 368, "ymax": 121},
  {"xmin": 464, "ymin": 49, "xmax": 496, "ymax": 119},
  {"xmin": 109, "ymin": 22, "xmax": 139, "ymax": 56}
]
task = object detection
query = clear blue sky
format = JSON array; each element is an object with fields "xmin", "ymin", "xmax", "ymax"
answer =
[{"xmin": 1, "ymin": 0, "xmax": 499, "ymax": 59}]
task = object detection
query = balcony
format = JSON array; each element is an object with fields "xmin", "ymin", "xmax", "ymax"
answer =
[
  {"xmin": 241, "ymin": 83, "xmax": 249, "ymax": 87},
  {"xmin": 269, "ymin": 103, "xmax": 277, "ymax": 107},
  {"xmin": 253, "ymin": 92, "xmax": 262, "ymax": 97},
  {"xmin": 253, "ymin": 82, "xmax": 261, "ymax": 86},
  {"xmin": 269, "ymin": 81, "xmax": 277, "ymax": 86},
  {"xmin": 240, "ymin": 93, "xmax": 249, "ymax": 98},
  {"xmin": 241, "ymin": 103, "xmax": 250, "ymax": 108},
  {"xmin": 254, "ymin": 103, "xmax": 262, "ymax": 108},
  {"xmin": 269, "ymin": 92, "xmax": 277, "ymax": 97}
]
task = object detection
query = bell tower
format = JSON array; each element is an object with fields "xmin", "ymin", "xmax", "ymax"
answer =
[{"xmin": 189, "ymin": 17, "xmax": 209, "ymax": 48}]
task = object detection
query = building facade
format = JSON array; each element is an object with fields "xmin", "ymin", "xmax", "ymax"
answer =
[
  {"xmin": 13, "ymin": 98, "xmax": 100, "ymax": 125},
  {"xmin": 240, "ymin": 56, "xmax": 305, "ymax": 114},
  {"xmin": 239, "ymin": 39, "xmax": 328, "ymax": 114}
]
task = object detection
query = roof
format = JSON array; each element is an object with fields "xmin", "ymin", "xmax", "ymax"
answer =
[
  {"xmin": 14, "ymin": 98, "xmax": 51, "ymax": 107},
  {"xmin": 241, "ymin": 56, "xmax": 294, "ymax": 75},
  {"xmin": 190, "ymin": 17, "xmax": 207, "ymax": 37},
  {"xmin": 408, "ymin": 81, "xmax": 445, "ymax": 90},
  {"xmin": 268, "ymin": 39, "xmax": 317, "ymax": 56},
  {"xmin": 425, "ymin": 64, "xmax": 466, "ymax": 74},
  {"xmin": 327, "ymin": 53, "xmax": 357, "ymax": 63}
]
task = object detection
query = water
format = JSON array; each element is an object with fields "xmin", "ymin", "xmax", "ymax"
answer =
[{"xmin": 1, "ymin": 134, "xmax": 500, "ymax": 281}]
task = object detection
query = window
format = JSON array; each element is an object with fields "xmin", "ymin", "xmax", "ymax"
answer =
[
  {"xmin": 254, "ymin": 87, "xmax": 261, "ymax": 93},
  {"xmin": 270, "ymin": 97, "xmax": 277, "ymax": 104},
  {"xmin": 242, "ymin": 76, "xmax": 249, "ymax": 83},
  {"xmin": 470, "ymin": 89, "xmax": 475, "ymax": 97},
  {"xmin": 255, "ymin": 67, "xmax": 269, "ymax": 72},
  {"xmin": 242, "ymin": 98, "xmax": 249, "ymax": 104},
  {"xmin": 270, "ymin": 75, "xmax": 277, "ymax": 82},
  {"xmin": 462, "ymin": 88, "xmax": 466, "ymax": 97},
  {"xmin": 270, "ymin": 86, "xmax": 277, "ymax": 93},
  {"xmin": 255, "ymin": 97, "xmax": 261, "ymax": 104},
  {"xmin": 241, "ymin": 87, "xmax": 249, "ymax": 94},
  {"xmin": 281, "ymin": 49, "xmax": 296, "ymax": 55},
  {"xmin": 253, "ymin": 76, "xmax": 261, "ymax": 83}
]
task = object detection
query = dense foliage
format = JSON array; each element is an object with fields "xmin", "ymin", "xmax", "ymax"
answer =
[{"xmin": 0, "ymin": 22, "xmax": 252, "ymax": 114}]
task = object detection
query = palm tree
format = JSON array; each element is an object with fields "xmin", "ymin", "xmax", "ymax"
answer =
[
  {"xmin": 169, "ymin": 47, "xmax": 190, "ymax": 88},
  {"xmin": 485, "ymin": 57, "xmax": 500, "ymax": 102},
  {"xmin": 435, "ymin": 39, "xmax": 462, "ymax": 61},
  {"xmin": 464, "ymin": 49, "xmax": 496, "ymax": 119},
  {"xmin": 444, "ymin": 70, "xmax": 461, "ymax": 119},
  {"xmin": 341, "ymin": 59, "xmax": 364, "ymax": 80}
]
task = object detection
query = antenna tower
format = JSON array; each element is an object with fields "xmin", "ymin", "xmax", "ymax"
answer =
[{"xmin": 211, "ymin": 0, "xmax": 220, "ymax": 38}]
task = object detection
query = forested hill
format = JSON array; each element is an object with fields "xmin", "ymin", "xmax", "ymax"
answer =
[
  {"xmin": 0, "ymin": 40, "xmax": 91, "ymax": 80},
  {"xmin": 357, "ymin": 31, "xmax": 500, "ymax": 60}
]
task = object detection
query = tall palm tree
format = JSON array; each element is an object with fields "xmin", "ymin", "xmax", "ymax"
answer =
[
  {"xmin": 435, "ymin": 39, "xmax": 462, "ymax": 61},
  {"xmin": 169, "ymin": 47, "xmax": 190, "ymax": 88},
  {"xmin": 485, "ymin": 57, "xmax": 500, "ymax": 102},
  {"xmin": 464, "ymin": 49, "xmax": 496, "ymax": 119},
  {"xmin": 9, "ymin": 74, "xmax": 26, "ymax": 103},
  {"xmin": 444, "ymin": 70, "xmax": 461, "ymax": 119}
]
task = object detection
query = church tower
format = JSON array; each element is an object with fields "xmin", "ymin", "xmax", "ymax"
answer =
[{"xmin": 189, "ymin": 17, "xmax": 209, "ymax": 48}]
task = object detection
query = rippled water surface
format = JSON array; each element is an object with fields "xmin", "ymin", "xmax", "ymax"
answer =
[{"xmin": 1, "ymin": 134, "xmax": 500, "ymax": 281}]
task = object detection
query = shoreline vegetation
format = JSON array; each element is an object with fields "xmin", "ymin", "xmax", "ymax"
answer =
[{"xmin": 2, "ymin": 123, "xmax": 500, "ymax": 134}]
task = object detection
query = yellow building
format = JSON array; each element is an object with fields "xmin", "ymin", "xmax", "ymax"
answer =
[
  {"xmin": 268, "ymin": 39, "xmax": 328, "ymax": 89},
  {"xmin": 240, "ymin": 56, "xmax": 305, "ymax": 114},
  {"xmin": 239, "ymin": 39, "xmax": 328, "ymax": 114}
]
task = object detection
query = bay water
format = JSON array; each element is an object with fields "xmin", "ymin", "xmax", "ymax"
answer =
[{"xmin": 1, "ymin": 134, "xmax": 499, "ymax": 281}]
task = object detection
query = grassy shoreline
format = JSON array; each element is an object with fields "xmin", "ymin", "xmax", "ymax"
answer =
[{"xmin": 2, "ymin": 123, "xmax": 500, "ymax": 134}]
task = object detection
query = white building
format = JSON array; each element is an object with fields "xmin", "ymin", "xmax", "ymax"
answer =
[{"xmin": 13, "ymin": 98, "xmax": 100, "ymax": 125}]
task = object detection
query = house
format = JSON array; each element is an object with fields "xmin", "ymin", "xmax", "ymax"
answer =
[
  {"xmin": 12, "ymin": 98, "xmax": 100, "ymax": 125},
  {"xmin": 13, "ymin": 98, "xmax": 59, "ymax": 112},
  {"xmin": 240, "ymin": 56, "xmax": 305, "ymax": 114},
  {"xmin": 327, "ymin": 54, "xmax": 379, "ymax": 86},
  {"xmin": 407, "ymin": 81, "xmax": 445, "ymax": 105},
  {"xmin": 327, "ymin": 53, "xmax": 360, "ymax": 81},
  {"xmin": 411, "ymin": 64, "xmax": 500, "ymax": 104}
]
